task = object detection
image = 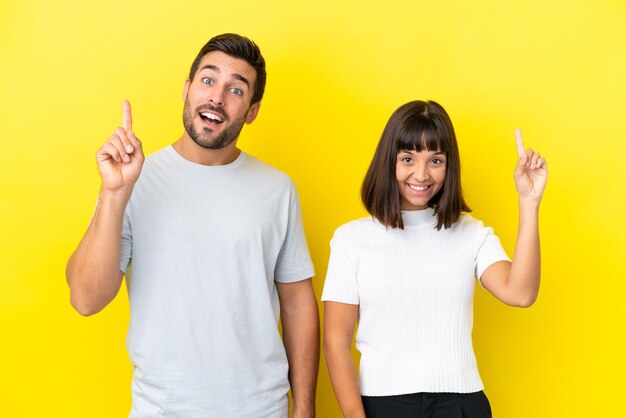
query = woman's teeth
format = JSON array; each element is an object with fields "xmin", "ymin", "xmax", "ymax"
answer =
[{"xmin": 408, "ymin": 184, "xmax": 429, "ymax": 191}]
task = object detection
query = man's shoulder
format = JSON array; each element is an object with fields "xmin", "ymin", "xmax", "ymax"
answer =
[
  {"xmin": 137, "ymin": 146, "xmax": 176, "ymax": 175},
  {"xmin": 241, "ymin": 153, "xmax": 293, "ymax": 188},
  {"xmin": 144, "ymin": 145, "xmax": 174, "ymax": 163}
]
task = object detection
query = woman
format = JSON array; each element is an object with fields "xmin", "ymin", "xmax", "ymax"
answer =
[{"xmin": 322, "ymin": 100, "xmax": 547, "ymax": 418}]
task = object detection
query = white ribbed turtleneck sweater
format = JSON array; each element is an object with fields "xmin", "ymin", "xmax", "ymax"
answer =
[{"xmin": 322, "ymin": 208, "xmax": 509, "ymax": 395}]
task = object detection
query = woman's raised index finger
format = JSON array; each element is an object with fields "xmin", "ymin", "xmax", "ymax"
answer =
[
  {"xmin": 122, "ymin": 99, "xmax": 132, "ymax": 131},
  {"xmin": 515, "ymin": 128, "xmax": 525, "ymax": 158}
]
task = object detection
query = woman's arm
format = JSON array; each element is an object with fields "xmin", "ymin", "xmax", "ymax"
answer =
[
  {"xmin": 323, "ymin": 301, "xmax": 366, "ymax": 418},
  {"xmin": 481, "ymin": 129, "xmax": 548, "ymax": 307}
]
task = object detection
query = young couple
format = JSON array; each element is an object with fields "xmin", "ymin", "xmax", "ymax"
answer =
[{"xmin": 67, "ymin": 33, "xmax": 547, "ymax": 418}]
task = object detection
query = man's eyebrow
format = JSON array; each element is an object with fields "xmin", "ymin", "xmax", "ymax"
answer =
[
  {"xmin": 232, "ymin": 74, "xmax": 250, "ymax": 88},
  {"xmin": 198, "ymin": 65, "xmax": 250, "ymax": 87},
  {"xmin": 199, "ymin": 64, "xmax": 220, "ymax": 73}
]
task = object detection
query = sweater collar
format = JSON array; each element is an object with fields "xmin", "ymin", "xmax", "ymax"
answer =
[{"xmin": 401, "ymin": 207, "xmax": 437, "ymax": 227}]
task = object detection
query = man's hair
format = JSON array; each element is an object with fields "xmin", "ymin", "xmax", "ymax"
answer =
[
  {"xmin": 188, "ymin": 33, "xmax": 266, "ymax": 105},
  {"xmin": 361, "ymin": 100, "xmax": 471, "ymax": 230}
]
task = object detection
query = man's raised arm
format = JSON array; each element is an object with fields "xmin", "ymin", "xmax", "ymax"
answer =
[{"xmin": 66, "ymin": 100, "xmax": 144, "ymax": 315}]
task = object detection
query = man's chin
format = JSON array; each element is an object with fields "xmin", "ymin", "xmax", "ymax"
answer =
[
  {"xmin": 192, "ymin": 140, "xmax": 221, "ymax": 150},
  {"xmin": 185, "ymin": 120, "xmax": 244, "ymax": 151},
  {"xmin": 191, "ymin": 135, "xmax": 233, "ymax": 150}
]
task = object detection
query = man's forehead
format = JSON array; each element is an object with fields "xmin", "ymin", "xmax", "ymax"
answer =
[{"xmin": 197, "ymin": 51, "xmax": 256, "ymax": 83}]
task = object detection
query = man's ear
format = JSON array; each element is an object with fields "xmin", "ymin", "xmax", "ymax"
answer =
[
  {"xmin": 245, "ymin": 102, "xmax": 261, "ymax": 124},
  {"xmin": 182, "ymin": 79, "xmax": 190, "ymax": 101}
]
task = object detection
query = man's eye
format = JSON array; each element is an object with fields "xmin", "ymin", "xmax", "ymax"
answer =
[
  {"xmin": 202, "ymin": 77, "xmax": 213, "ymax": 85},
  {"xmin": 230, "ymin": 88, "xmax": 243, "ymax": 96}
]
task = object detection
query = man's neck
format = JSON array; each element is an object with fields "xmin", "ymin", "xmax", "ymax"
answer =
[{"xmin": 172, "ymin": 135, "xmax": 241, "ymax": 166}]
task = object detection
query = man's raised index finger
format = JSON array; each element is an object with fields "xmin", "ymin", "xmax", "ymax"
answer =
[
  {"xmin": 515, "ymin": 128, "xmax": 525, "ymax": 158},
  {"xmin": 122, "ymin": 100, "xmax": 132, "ymax": 132}
]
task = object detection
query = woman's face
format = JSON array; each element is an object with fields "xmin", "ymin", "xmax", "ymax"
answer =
[{"xmin": 396, "ymin": 149, "xmax": 447, "ymax": 210}]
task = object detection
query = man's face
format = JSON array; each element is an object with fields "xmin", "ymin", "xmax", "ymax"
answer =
[{"xmin": 182, "ymin": 51, "xmax": 260, "ymax": 150}]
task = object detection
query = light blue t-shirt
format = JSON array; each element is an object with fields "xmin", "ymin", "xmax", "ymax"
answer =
[{"xmin": 120, "ymin": 146, "xmax": 314, "ymax": 418}]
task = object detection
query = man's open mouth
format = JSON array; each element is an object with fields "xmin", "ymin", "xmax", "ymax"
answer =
[{"xmin": 200, "ymin": 112, "xmax": 224, "ymax": 125}]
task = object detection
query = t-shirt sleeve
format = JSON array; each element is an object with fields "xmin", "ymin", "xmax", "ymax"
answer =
[
  {"xmin": 274, "ymin": 182, "xmax": 315, "ymax": 283},
  {"xmin": 321, "ymin": 230, "xmax": 359, "ymax": 305},
  {"xmin": 119, "ymin": 210, "xmax": 132, "ymax": 274},
  {"xmin": 474, "ymin": 223, "xmax": 510, "ymax": 284}
]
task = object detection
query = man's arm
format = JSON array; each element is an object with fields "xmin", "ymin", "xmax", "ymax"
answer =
[
  {"xmin": 66, "ymin": 100, "xmax": 144, "ymax": 315},
  {"xmin": 67, "ymin": 191, "xmax": 130, "ymax": 315},
  {"xmin": 276, "ymin": 279, "xmax": 320, "ymax": 418}
]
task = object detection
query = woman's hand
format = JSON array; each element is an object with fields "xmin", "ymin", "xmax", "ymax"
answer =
[{"xmin": 514, "ymin": 128, "xmax": 547, "ymax": 205}]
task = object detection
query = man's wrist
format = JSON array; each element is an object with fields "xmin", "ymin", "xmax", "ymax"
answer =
[
  {"xmin": 292, "ymin": 405, "xmax": 315, "ymax": 418},
  {"xmin": 99, "ymin": 186, "xmax": 133, "ymax": 202}
]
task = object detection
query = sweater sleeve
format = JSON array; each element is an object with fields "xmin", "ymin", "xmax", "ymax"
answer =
[
  {"xmin": 474, "ymin": 222, "xmax": 510, "ymax": 284},
  {"xmin": 321, "ymin": 229, "xmax": 360, "ymax": 305}
]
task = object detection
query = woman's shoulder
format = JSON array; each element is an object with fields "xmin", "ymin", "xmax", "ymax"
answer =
[
  {"xmin": 457, "ymin": 213, "xmax": 482, "ymax": 226},
  {"xmin": 453, "ymin": 213, "xmax": 495, "ymax": 237},
  {"xmin": 332, "ymin": 216, "xmax": 382, "ymax": 242}
]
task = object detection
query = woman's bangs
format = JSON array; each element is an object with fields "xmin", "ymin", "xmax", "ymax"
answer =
[{"xmin": 397, "ymin": 120, "xmax": 442, "ymax": 152}]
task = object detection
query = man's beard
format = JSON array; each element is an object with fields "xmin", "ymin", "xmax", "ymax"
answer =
[{"xmin": 183, "ymin": 98, "xmax": 246, "ymax": 150}]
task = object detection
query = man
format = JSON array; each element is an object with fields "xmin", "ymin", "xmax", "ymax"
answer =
[{"xmin": 66, "ymin": 33, "xmax": 319, "ymax": 418}]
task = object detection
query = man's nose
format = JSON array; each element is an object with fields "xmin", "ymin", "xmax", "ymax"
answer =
[{"xmin": 208, "ymin": 89, "xmax": 224, "ymax": 107}]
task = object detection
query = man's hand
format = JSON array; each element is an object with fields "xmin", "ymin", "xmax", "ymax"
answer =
[{"xmin": 97, "ymin": 100, "xmax": 145, "ymax": 191}]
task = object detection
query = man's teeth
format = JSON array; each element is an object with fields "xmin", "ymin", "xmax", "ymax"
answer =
[
  {"xmin": 201, "ymin": 112, "xmax": 223, "ymax": 122},
  {"xmin": 408, "ymin": 184, "xmax": 429, "ymax": 191}
]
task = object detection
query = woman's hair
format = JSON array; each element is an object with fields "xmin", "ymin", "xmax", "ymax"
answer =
[{"xmin": 361, "ymin": 100, "xmax": 470, "ymax": 230}]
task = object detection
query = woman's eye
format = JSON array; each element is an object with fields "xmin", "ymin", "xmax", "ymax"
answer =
[
  {"xmin": 402, "ymin": 157, "xmax": 412, "ymax": 163},
  {"xmin": 431, "ymin": 158, "xmax": 444, "ymax": 165}
]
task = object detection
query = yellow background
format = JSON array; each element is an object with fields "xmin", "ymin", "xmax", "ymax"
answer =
[{"xmin": 1, "ymin": 0, "xmax": 625, "ymax": 416}]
